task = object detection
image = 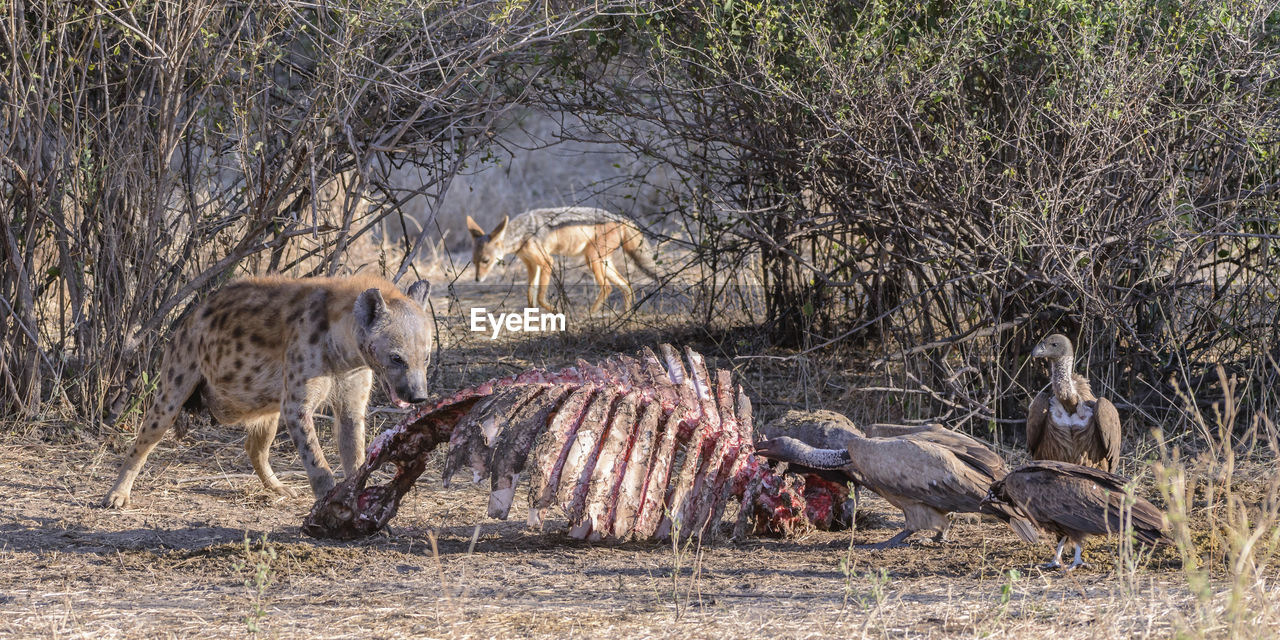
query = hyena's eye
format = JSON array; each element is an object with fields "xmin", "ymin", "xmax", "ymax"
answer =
[{"xmin": 389, "ymin": 354, "xmax": 406, "ymax": 366}]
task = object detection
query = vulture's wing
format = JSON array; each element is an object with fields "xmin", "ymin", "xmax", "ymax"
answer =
[
  {"xmin": 761, "ymin": 409, "xmax": 864, "ymax": 446},
  {"xmin": 980, "ymin": 478, "xmax": 1041, "ymax": 543},
  {"xmin": 1026, "ymin": 389, "xmax": 1051, "ymax": 456},
  {"xmin": 1090, "ymin": 398, "xmax": 1122, "ymax": 472},
  {"xmin": 872, "ymin": 424, "xmax": 1007, "ymax": 481},
  {"xmin": 864, "ymin": 423, "xmax": 943, "ymax": 438},
  {"xmin": 1016, "ymin": 463, "xmax": 1165, "ymax": 541},
  {"xmin": 934, "ymin": 433, "xmax": 1007, "ymax": 482},
  {"xmin": 928, "ymin": 453, "xmax": 999, "ymax": 514},
  {"xmin": 1008, "ymin": 467, "xmax": 1122, "ymax": 537},
  {"xmin": 853, "ymin": 439, "xmax": 987, "ymax": 514}
]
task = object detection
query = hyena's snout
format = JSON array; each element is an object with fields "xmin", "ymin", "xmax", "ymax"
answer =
[
  {"xmin": 398, "ymin": 369, "xmax": 430, "ymax": 405},
  {"xmin": 378, "ymin": 367, "xmax": 430, "ymax": 407}
]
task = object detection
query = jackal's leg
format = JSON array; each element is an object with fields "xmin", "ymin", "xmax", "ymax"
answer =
[
  {"xmin": 536, "ymin": 262, "xmax": 555, "ymax": 311},
  {"xmin": 102, "ymin": 335, "xmax": 203, "ymax": 508},
  {"xmin": 586, "ymin": 254, "xmax": 612, "ymax": 315},
  {"xmin": 601, "ymin": 258, "xmax": 634, "ymax": 310},
  {"xmin": 332, "ymin": 368, "xmax": 373, "ymax": 477},
  {"xmin": 525, "ymin": 262, "xmax": 540, "ymax": 310},
  {"xmin": 244, "ymin": 414, "xmax": 298, "ymax": 498},
  {"xmin": 280, "ymin": 363, "xmax": 336, "ymax": 498}
]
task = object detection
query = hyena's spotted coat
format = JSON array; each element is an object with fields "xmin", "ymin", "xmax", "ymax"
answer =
[{"xmin": 102, "ymin": 274, "xmax": 433, "ymax": 508}]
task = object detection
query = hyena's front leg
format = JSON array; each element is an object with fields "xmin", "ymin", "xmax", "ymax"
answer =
[
  {"xmin": 281, "ymin": 366, "xmax": 336, "ymax": 498},
  {"xmin": 331, "ymin": 368, "xmax": 373, "ymax": 477}
]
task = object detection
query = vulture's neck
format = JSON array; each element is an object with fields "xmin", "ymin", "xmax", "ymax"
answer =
[
  {"xmin": 779, "ymin": 441, "xmax": 852, "ymax": 470},
  {"xmin": 1049, "ymin": 355, "xmax": 1081, "ymax": 413}
]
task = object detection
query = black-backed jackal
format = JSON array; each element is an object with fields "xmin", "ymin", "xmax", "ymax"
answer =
[{"xmin": 467, "ymin": 206, "xmax": 662, "ymax": 314}]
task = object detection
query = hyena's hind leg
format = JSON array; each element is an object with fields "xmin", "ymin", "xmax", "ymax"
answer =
[
  {"xmin": 102, "ymin": 336, "xmax": 203, "ymax": 508},
  {"xmin": 243, "ymin": 413, "xmax": 298, "ymax": 498}
]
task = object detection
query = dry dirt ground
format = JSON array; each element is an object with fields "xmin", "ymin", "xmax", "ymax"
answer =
[
  {"xmin": 0, "ymin": 432, "xmax": 1219, "ymax": 640},
  {"xmin": 2, "ymin": 269, "xmax": 1275, "ymax": 639}
]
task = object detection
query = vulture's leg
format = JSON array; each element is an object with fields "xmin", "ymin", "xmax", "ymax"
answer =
[
  {"xmin": 1065, "ymin": 544, "xmax": 1088, "ymax": 571},
  {"xmin": 1041, "ymin": 537, "xmax": 1067, "ymax": 570},
  {"xmin": 861, "ymin": 529, "xmax": 914, "ymax": 550}
]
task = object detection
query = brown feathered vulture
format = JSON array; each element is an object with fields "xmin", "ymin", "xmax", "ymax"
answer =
[
  {"xmin": 756, "ymin": 431, "xmax": 1035, "ymax": 548},
  {"xmin": 1026, "ymin": 334, "xmax": 1122, "ymax": 472},
  {"xmin": 980, "ymin": 460, "xmax": 1169, "ymax": 570}
]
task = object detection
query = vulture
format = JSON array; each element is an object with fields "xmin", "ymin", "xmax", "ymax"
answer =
[
  {"xmin": 756, "ymin": 431, "xmax": 1034, "ymax": 548},
  {"xmin": 1026, "ymin": 334, "xmax": 1121, "ymax": 472},
  {"xmin": 980, "ymin": 460, "xmax": 1170, "ymax": 570}
]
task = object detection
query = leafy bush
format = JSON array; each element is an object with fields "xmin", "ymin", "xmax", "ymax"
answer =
[{"xmin": 542, "ymin": 0, "xmax": 1280, "ymax": 432}]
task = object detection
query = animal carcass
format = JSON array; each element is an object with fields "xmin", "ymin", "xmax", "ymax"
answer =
[{"xmin": 302, "ymin": 345, "xmax": 825, "ymax": 542}]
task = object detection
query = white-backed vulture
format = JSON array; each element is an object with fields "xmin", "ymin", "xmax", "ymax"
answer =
[
  {"xmin": 755, "ymin": 433, "xmax": 1034, "ymax": 548},
  {"xmin": 980, "ymin": 460, "xmax": 1169, "ymax": 570},
  {"xmin": 1026, "ymin": 334, "xmax": 1121, "ymax": 472}
]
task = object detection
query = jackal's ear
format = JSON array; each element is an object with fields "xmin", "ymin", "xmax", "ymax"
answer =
[
  {"xmin": 490, "ymin": 215, "xmax": 509, "ymax": 242},
  {"xmin": 466, "ymin": 215, "xmax": 486, "ymax": 239},
  {"xmin": 354, "ymin": 288, "xmax": 390, "ymax": 333},
  {"xmin": 406, "ymin": 279, "xmax": 431, "ymax": 308}
]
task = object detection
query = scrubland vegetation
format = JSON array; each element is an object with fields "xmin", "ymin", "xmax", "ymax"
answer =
[{"xmin": 2, "ymin": 1, "xmax": 1279, "ymax": 637}]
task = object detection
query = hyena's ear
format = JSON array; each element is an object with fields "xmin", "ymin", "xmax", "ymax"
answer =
[
  {"xmin": 489, "ymin": 215, "xmax": 509, "ymax": 242},
  {"xmin": 354, "ymin": 288, "xmax": 390, "ymax": 333},
  {"xmin": 466, "ymin": 215, "xmax": 486, "ymax": 239},
  {"xmin": 406, "ymin": 279, "xmax": 431, "ymax": 308}
]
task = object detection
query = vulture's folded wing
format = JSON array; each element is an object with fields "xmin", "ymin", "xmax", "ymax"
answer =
[
  {"xmin": 1091, "ymin": 398, "xmax": 1122, "ymax": 472},
  {"xmin": 1026, "ymin": 390, "xmax": 1051, "ymax": 455}
]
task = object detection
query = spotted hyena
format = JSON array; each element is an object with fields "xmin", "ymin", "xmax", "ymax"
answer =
[{"xmin": 102, "ymin": 274, "xmax": 433, "ymax": 508}]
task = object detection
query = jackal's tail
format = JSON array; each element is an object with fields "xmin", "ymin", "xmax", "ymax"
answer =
[{"xmin": 621, "ymin": 225, "xmax": 663, "ymax": 281}]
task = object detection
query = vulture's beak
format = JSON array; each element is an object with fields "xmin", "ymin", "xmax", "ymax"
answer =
[{"xmin": 979, "ymin": 490, "xmax": 996, "ymax": 508}]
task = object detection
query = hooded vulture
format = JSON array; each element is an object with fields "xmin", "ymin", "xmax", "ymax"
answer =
[
  {"xmin": 755, "ymin": 431, "xmax": 1035, "ymax": 548},
  {"xmin": 980, "ymin": 460, "xmax": 1169, "ymax": 570},
  {"xmin": 1027, "ymin": 334, "xmax": 1121, "ymax": 472}
]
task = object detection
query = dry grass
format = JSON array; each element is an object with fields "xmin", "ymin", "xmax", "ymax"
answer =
[{"xmin": 3, "ymin": 277, "xmax": 1278, "ymax": 639}]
